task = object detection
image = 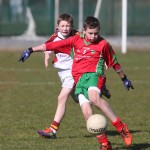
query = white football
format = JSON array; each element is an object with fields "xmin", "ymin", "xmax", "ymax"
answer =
[{"xmin": 87, "ymin": 114, "xmax": 107, "ymax": 135}]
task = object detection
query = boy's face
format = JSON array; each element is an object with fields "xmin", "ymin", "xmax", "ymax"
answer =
[
  {"xmin": 83, "ymin": 27, "xmax": 100, "ymax": 43},
  {"xmin": 57, "ymin": 21, "xmax": 72, "ymax": 38}
]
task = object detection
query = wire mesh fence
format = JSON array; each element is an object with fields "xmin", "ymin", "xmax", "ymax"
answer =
[{"xmin": 0, "ymin": 0, "xmax": 150, "ymax": 36}]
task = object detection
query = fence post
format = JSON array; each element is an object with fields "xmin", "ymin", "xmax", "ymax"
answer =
[{"xmin": 47, "ymin": 0, "xmax": 54, "ymax": 34}]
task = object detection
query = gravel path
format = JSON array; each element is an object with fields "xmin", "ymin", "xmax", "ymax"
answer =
[{"xmin": 0, "ymin": 36, "xmax": 150, "ymax": 51}]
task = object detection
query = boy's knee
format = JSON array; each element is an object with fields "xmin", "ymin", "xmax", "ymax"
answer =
[
  {"xmin": 58, "ymin": 94, "xmax": 67, "ymax": 103},
  {"xmin": 89, "ymin": 95, "xmax": 102, "ymax": 106}
]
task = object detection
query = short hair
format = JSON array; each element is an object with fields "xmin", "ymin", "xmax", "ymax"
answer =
[
  {"xmin": 83, "ymin": 16, "xmax": 100, "ymax": 30},
  {"xmin": 57, "ymin": 14, "xmax": 73, "ymax": 27}
]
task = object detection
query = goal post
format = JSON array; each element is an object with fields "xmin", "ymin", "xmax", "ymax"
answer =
[
  {"xmin": 54, "ymin": 0, "xmax": 128, "ymax": 53},
  {"xmin": 94, "ymin": 0, "xmax": 102, "ymax": 18},
  {"xmin": 122, "ymin": 0, "xmax": 128, "ymax": 54},
  {"xmin": 77, "ymin": 0, "xmax": 128, "ymax": 54},
  {"xmin": 78, "ymin": 0, "xmax": 83, "ymax": 31}
]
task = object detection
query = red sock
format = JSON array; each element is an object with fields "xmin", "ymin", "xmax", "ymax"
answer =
[
  {"xmin": 50, "ymin": 121, "xmax": 60, "ymax": 132},
  {"xmin": 112, "ymin": 118, "xmax": 123, "ymax": 133},
  {"xmin": 96, "ymin": 133, "xmax": 109, "ymax": 144}
]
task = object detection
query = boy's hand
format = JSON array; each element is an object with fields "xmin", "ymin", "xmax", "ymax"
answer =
[
  {"xmin": 19, "ymin": 48, "xmax": 33, "ymax": 62},
  {"xmin": 122, "ymin": 75, "xmax": 134, "ymax": 90},
  {"xmin": 101, "ymin": 85, "xmax": 111, "ymax": 99},
  {"xmin": 44, "ymin": 51, "xmax": 51, "ymax": 68}
]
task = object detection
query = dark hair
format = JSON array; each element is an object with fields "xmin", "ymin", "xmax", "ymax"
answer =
[
  {"xmin": 83, "ymin": 16, "xmax": 100, "ymax": 30},
  {"xmin": 57, "ymin": 14, "xmax": 73, "ymax": 27}
]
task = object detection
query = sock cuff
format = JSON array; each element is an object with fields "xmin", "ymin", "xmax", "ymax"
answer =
[
  {"xmin": 96, "ymin": 134, "xmax": 108, "ymax": 144},
  {"xmin": 50, "ymin": 121, "xmax": 60, "ymax": 130},
  {"xmin": 53, "ymin": 121, "xmax": 60, "ymax": 126},
  {"xmin": 112, "ymin": 117, "xmax": 121, "ymax": 126},
  {"xmin": 96, "ymin": 133, "xmax": 106, "ymax": 140},
  {"xmin": 112, "ymin": 118, "xmax": 124, "ymax": 133}
]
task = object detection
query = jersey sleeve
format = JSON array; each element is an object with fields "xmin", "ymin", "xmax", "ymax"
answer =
[
  {"xmin": 45, "ymin": 33, "xmax": 57, "ymax": 43},
  {"xmin": 45, "ymin": 35, "xmax": 78, "ymax": 55},
  {"xmin": 102, "ymin": 43, "xmax": 122, "ymax": 72}
]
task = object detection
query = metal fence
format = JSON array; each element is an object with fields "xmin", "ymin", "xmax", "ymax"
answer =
[{"xmin": 0, "ymin": 0, "xmax": 150, "ymax": 36}]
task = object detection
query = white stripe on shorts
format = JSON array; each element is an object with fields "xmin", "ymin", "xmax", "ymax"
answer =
[
  {"xmin": 88, "ymin": 86, "xmax": 101, "ymax": 93},
  {"xmin": 78, "ymin": 94, "xmax": 91, "ymax": 106}
]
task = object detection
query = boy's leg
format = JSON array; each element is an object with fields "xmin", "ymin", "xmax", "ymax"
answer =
[
  {"xmin": 70, "ymin": 88, "xmax": 79, "ymax": 103},
  {"xmin": 88, "ymin": 89, "xmax": 117, "ymax": 122},
  {"xmin": 78, "ymin": 94, "xmax": 93, "ymax": 120},
  {"xmin": 76, "ymin": 73, "xmax": 132, "ymax": 147},
  {"xmin": 38, "ymin": 69, "xmax": 74, "ymax": 138},
  {"xmin": 38, "ymin": 87, "xmax": 72, "ymax": 138},
  {"xmin": 112, "ymin": 118, "xmax": 132, "ymax": 147},
  {"xmin": 78, "ymin": 94, "xmax": 112, "ymax": 150},
  {"xmin": 38, "ymin": 121, "xmax": 58, "ymax": 139},
  {"xmin": 88, "ymin": 89, "xmax": 132, "ymax": 147},
  {"xmin": 54, "ymin": 87, "xmax": 72, "ymax": 122},
  {"xmin": 96, "ymin": 134, "xmax": 112, "ymax": 150}
]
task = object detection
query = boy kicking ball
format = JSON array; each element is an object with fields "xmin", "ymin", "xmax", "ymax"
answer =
[{"xmin": 19, "ymin": 16, "xmax": 134, "ymax": 150}]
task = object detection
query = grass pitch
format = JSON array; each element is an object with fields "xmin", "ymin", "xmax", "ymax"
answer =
[{"xmin": 0, "ymin": 50, "xmax": 150, "ymax": 150}]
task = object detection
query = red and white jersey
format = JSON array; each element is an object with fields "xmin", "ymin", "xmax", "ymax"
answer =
[
  {"xmin": 46, "ymin": 32, "xmax": 73, "ymax": 69},
  {"xmin": 45, "ymin": 33, "xmax": 121, "ymax": 83}
]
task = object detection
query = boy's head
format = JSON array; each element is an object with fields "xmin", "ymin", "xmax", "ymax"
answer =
[
  {"xmin": 83, "ymin": 16, "xmax": 100, "ymax": 43},
  {"xmin": 57, "ymin": 14, "xmax": 73, "ymax": 38}
]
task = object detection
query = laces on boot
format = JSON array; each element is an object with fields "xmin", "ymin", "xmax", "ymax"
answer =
[
  {"xmin": 38, "ymin": 127, "xmax": 56, "ymax": 139},
  {"xmin": 120, "ymin": 123, "xmax": 132, "ymax": 147}
]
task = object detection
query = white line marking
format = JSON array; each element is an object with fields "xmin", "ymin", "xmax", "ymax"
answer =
[
  {"xmin": 0, "ymin": 80, "xmax": 148, "ymax": 86},
  {"xmin": 0, "ymin": 67, "xmax": 150, "ymax": 72},
  {"xmin": 0, "ymin": 67, "xmax": 51, "ymax": 72},
  {"xmin": 0, "ymin": 81, "xmax": 57, "ymax": 86}
]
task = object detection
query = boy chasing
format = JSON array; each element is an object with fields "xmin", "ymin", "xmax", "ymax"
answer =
[{"xmin": 19, "ymin": 16, "xmax": 134, "ymax": 150}]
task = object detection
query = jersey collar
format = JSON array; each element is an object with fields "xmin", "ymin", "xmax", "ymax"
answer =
[
  {"xmin": 57, "ymin": 32, "xmax": 65, "ymax": 39},
  {"xmin": 80, "ymin": 32, "xmax": 102, "ymax": 46}
]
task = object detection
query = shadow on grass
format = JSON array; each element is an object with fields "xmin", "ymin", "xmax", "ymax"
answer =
[
  {"xmin": 107, "ymin": 130, "xmax": 150, "ymax": 150},
  {"xmin": 84, "ymin": 129, "xmax": 141, "ymax": 137},
  {"xmin": 43, "ymin": 128, "xmax": 150, "ymax": 150},
  {"xmin": 84, "ymin": 130, "xmax": 150, "ymax": 150},
  {"xmin": 106, "ymin": 129, "xmax": 141, "ymax": 136},
  {"xmin": 113, "ymin": 143, "xmax": 150, "ymax": 150},
  {"xmin": 129, "ymin": 143, "xmax": 150, "ymax": 150}
]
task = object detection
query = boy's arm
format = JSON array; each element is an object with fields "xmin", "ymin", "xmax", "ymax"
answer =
[
  {"xmin": 44, "ymin": 51, "xmax": 51, "ymax": 68},
  {"xmin": 116, "ymin": 69, "xmax": 134, "ymax": 90},
  {"xmin": 18, "ymin": 44, "xmax": 46, "ymax": 62},
  {"xmin": 19, "ymin": 35, "xmax": 76, "ymax": 62},
  {"xmin": 103, "ymin": 43, "xmax": 134, "ymax": 90}
]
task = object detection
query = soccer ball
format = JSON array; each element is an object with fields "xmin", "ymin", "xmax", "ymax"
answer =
[{"xmin": 87, "ymin": 114, "xmax": 107, "ymax": 135}]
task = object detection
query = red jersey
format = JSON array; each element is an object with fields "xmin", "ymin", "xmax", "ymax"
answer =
[{"xmin": 45, "ymin": 33, "xmax": 121, "ymax": 83}]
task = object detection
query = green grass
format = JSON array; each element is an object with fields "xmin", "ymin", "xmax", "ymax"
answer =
[{"xmin": 0, "ymin": 50, "xmax": 150, "ymax": 150}]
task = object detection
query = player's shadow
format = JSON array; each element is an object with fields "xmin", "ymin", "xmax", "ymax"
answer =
[
  {"xmin": 127, "ymin": 143, "xmax": 150, "ymax": 150},
  {"xmin": 43, "ymin": 128, "xmax": 150, "ymax": 150},
  {"xmin": 84, "ymin": 129, "xmax": 140, "ymax": 137},
  {"xmin": 112, "ymin": 143, "xmax": 150, "ymax": 150},
  {"xmin": 107, "ymin": 130, "xmax": 150, "ymax": 150},
  {"xmin": 84, "ymin": 130, "xmax": 150, "ymax": 150},
  {"xmin": 106, "ymin": 129, "xmax": 140, "ymax": 136}
]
